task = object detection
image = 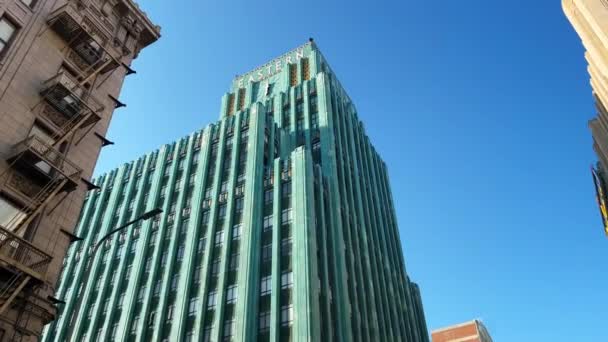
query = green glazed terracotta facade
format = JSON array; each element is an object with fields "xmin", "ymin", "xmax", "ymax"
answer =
[{"xmin": 41, "ymin": 41, "xmax": 429, "ymax": 342}]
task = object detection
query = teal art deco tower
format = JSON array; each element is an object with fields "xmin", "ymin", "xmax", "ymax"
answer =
[{"xmin": 41, "ymin": 41, "xmax": 429, "ymax": 342}]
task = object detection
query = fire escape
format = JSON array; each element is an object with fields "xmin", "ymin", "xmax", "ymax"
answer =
[{"xmin": 0, "ymin": 0, "xmax": 120, "ymax": 336}]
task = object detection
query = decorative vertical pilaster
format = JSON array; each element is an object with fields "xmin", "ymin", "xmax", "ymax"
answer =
[{"xmin": 291, "ymin": 146, "xmax": 320, "ymax": 342}]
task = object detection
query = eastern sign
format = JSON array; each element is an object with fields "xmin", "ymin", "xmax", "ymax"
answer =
[{"xmin": 234, "ymin": 45, "xmax": 309, "ymax": 88}]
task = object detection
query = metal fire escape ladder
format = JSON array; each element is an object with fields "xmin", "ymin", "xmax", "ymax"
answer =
[
  {"xmin": 46, "ymin": 1, "xmax": 122, "ymax": 88},
  {"xmin": 38, "ymin": 72, "xmax": 104, "ymax": 149},
  {"xmin": 0, "ymin": 274, "xmax": 31, "ymax": 315}
]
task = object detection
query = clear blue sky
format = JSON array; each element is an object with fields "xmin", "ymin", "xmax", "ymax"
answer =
[{"xmin": 95, "ymin": 1, "xmax": 606, "ymax": 340}]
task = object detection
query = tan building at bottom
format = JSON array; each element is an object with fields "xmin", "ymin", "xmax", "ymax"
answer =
[{"xmin": 431, "ymin": 320, "xmax": 493, "ymax": 342}]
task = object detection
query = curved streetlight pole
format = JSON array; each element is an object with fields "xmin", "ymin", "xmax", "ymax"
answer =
[{"xmin": 65, "ymin": 208, "xmax": 162, "ymax": 341}]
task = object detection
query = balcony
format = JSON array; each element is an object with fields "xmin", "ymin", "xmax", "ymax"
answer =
[
  {"xmin": 6, "ymin": 136, "xmax": 82, "ymax": 193},
  {"xmin": 0, "ymin": 225, "xmax": 52, "ymax": 282},
  {"xmin": 48, "ymin": 2, "xmax": 119, "ymax": 74},
  {"xmin": 40, "ymin": 72, "xmax": 102, "ymax": 131}
]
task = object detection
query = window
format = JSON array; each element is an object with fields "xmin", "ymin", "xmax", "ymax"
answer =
[
  {"xmin": 226, "ymin": 284, "xmax": 237, "ymax": 304},
  {"xmin": 119, "ymin": 231, "xmax": 127, "ymax": 244},
  {"xmin": 211, "ymin": 258, "xmax": 221, "ymax": 276},
  {"xmin": 102, "ymin": 298, "xmax": 110, "ymax": 314},
  {"xmin": 218, "ymin": 204, "xmax": 227, "ymax": 219},
  {"xmin": 153, "ymin": 281, "xmax": 161, "ymax": 297},
  {"xmin": 281, "ymin": 238, "xmax": 293, "ymax": 256},
  {"xmin": 259, "ymin": 310, "xmax": 271, "ymax": 333},
  {"xmin": 202, "ymin": 210, "xmax": 210, "ymax": 225},
  {"xmin": 264, "ymin": 189, "xmax": 273, "ymax": 204},
  {"xmin": 166, "ymin": 304, "xmax": 174, "ymax": 323},
  {"xmin": 111, "ymin": 323, "xmax": 118, "ymax": 340},
  {"xmin": 207, "ymin": 291, "xmax": 217, "ymax": 309},
  {"xmin": 131, "ymin": 316, "xmax": 140, "ymax": 334},
  {"xmin": 311, "ymin": 113, "xmax": 319, "ymax": 129},
  {"xmin": 185, "ymin": 330, "xmax": 195, "ymax": 342},
  {"xmin": 310, "ymin": 95, "xmax": 318, "ymax": 113},
  {"xmin": 137, "ymin": 286, "xmax": 146, "ymax": 302},
  {"xmin": 161, "ymin": 251, "xmax": 168, "ymax": 266},
  {"xmin": 118, "ymin": 293, "xmax": 125, "ymax": 308},
  {"xmin": 171, "ymin": 274, "xmax": 179, "ymax": 291},
  {"xmin": 280, "ymin": 304, "xmax": 293, "ymax": 326},
  {"xmin": 204, "ymin": 187, "xmax": 213, "ymax": 199},
  {"xmin": 282, "ymin": 182, "xmax": 291, "ymax": 197},
  {"xmin": 0, "ymin": 17, "xmax": 17, "ymax": 56},
  {"xmin": 133, "ymin": 225, "xmax": 141, "ymax": 238},
  {"xmin": 130, "ymin": 240, "xmax": 138, "ymax": 254},
  {"xmin": 235, "ymin": 197, "xmax": 244, "ymax": 213},
  {"xmin": 28, "ymin": 124, "xmax": 54, "ymax": 173},
  {"xmin": 232, "ymin": 224, "xmax": 242, "ymax": 240},
  {"xmin": 149, "ymin": 311, "xmax": 157, "ymax": 327},
  {"xmin": 152, "ymin": 219, "xmax": 160, "ymax": 230},
  {"xmin": 149, "ymin": 230, "xmax": 158, "ymax": 246},
  {"xmin": 281, "ymin": 208, "xmax": 293, "ymax": 225},
  {"xmin": 262, "ymin": 243, "xmax": 272, "ymax": 263},
  {"xmin": 0, "ymin": 195, "xmax": 26, "ymax": 231},
  {"xmin": 203, "ymin": 325, "xmax": 213, "ymax": 342},
  {"xmin": 224, "ymin": 318, "xmax": 236, "ymax": 340},
  {"xmin": 220, "ymin": 181, "xmax": 228, "ymax": 193},
  {"xmin": 281, "ymin": 271, "xmax": 293, "ymax": 289},
  {"xmin": 188, "ymin": 297, "xmax": 198, "ymax": 316},
  {"xmin": 198, "ymin": 237, "xmax": 207, "ymax": 253},
  {"xmin": 194, "ymin": 265, "xmax": 202, "ymax": 284},
  {"xmin": 215, "ymin": 230, "xmax": 224, "ymax": 246},
  {"xmin": 223, "ymin": 154, "xmax": 232, "ymax": 172},
  {"xmin": 263, "ymin": 215, "xmax": 273, "ymax": 232},
  {"xmin": 87, "ymin": 307, "xmax": 94, "ymax": 319},
  {"xmin": 177, "ymin": 244, "xmax": 185, "ymax": 260},
  {"xmin": 260, "ymin": 275, "xmax": 271, "ymax": 296},
  {"xmin": 229, "ymin": 253, "xmax": 239, "ymax": 271}
]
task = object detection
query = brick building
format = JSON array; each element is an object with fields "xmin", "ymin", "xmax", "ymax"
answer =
[
  {"xmin": 431, "ymin": 320, "xmax": 493, "ymax": 342},
  {"xmin": 0, "ymin": 0, "xmax": 159, "ymax": 340}
]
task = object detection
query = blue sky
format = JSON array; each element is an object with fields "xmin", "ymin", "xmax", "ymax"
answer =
[{"xmin": 95, "ymin": 0, "xmax": 606, "ymax": 340}]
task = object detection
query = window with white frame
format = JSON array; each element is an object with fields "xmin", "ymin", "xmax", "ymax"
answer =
[
  {"xmin": 0, "ymin": 17, "xmax": 17, "ymax": 55},
  {"xmin": 260, "ymin": 275, "xmax": 271, "ymax": 296}
]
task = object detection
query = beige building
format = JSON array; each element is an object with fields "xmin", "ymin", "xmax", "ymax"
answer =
[
  {"xmin": 431, "ymin": 320, "xmax": 493, "ymax": 342},
  {"xmin": 563, "ymin": 0, "xmax": 608, "ymax": 234},
  {"xmin": 0, "ymin": 0, "xmax": 159, "ymax": 340}
]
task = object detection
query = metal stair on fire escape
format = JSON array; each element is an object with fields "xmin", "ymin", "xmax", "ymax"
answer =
[{"xmin": 0, "ymin": 134, "xmax": 82, "ymax": 327}]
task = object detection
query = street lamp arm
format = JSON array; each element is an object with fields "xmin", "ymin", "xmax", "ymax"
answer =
[
  {"xmin": 92, "ymin": 208, "xmax": 163, "ymax": 256},
  {"xmin": 65, "ymin": 207, "xmax": 162, "ymax": 341}
]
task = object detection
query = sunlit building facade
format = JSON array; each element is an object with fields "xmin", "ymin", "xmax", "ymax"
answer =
[
  {"xmin": 563, "ymin": 0, "xmax": 608, "ymax": 234},
  {"xmin": 43, "ymin": 41, "xmax": 429, "ymax": 342}
]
